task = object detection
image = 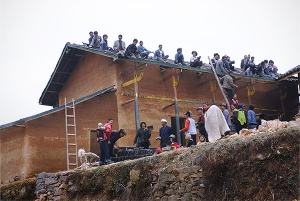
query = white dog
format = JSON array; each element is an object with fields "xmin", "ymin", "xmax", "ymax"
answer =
[{"xmin": 77, "ymin": 148, "xmax": 99, "ymax": 170}]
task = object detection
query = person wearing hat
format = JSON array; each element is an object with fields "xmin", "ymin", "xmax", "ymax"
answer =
[
  {"xmin": 133, "ymin": 121, "xmax": 151, "ymax": 149},
  {"xmin": 190, "ymin": 51, "xmax": 202, "ymax": 67},
  {"xmin": 220, "ymin": 70, "xmax": 238, "ymax": 101},
  {"xmin": 179, "ymin": 111, "xmax": 197, "ymax": 145},
  {"xmin": 196, "ymin": 107, "xmax": 208, "ymax": 142},
  {"xmin": 211, "ymin": 53, "xmax": 220, "ymax": 68},
  {"xmin": 219, "ymin": 103, "xmax": 231, "ymax": 135},
  {"xmin": 174, "ymin": 48, "xmax": 185, "ymax": 65},
  {"xmin": 108, "ymin": 128, "xmax": 127, "ymax": 157},
  {"xmin": 159, "ymin": 119, "xmax": 172, "ymax": 147}
]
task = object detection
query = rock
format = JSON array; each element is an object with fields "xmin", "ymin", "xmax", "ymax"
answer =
[
  {"xmin": 198, "ymin": 188, "xmax": 205, "ymax": 197},
  {"xmin": 53, "ymin": 196, "xmax": 61, "ymax": 201},
  {"xmin": 167, "ymin": 195, "xmax": 179, "ymax": 201},
  {"xmin": 190, "ymin": 172, "xmax": 203, "ymax": 178},
  {"xmin": 161, "ymin": 196, "xmax": 168, "ymax": 201},
  {"xmin": 37, "ymin": 172, "xmax": 46, "ymax": 179},
  {"xmin": 164, "ymin": 189, "xmax": 174, "ymax": 195},
  {"xmin": 36, "ymin": 185, "xmax": 45, "ymax": 191},
  {"xmin": 181, "ymin": 193, "xmax": 192, "ymax": 201},
  {"xmin": 178, "ymin": 173, "xmax": 189, "ymax": 181},
  {"xmin": 185, "ymin": 184, "xmax": 192, "ymax": 192},
  {"xmin": 130, "ymin": 169, "xmax": 140, "ymax": 183},
  {"xmin": 159, "ymin": 173, "xmax": 177, "ymax": 186},
  {"xmin": 239, "ymin": 129, "xmax": 251, "ymax": 135},
  {"xmin": 59, "ymin": 176, "xmax": 67, "ymax": 183},
  {"xmin": 46, "ymin": 185, "xmax": 55, "ymax": 192},
  {"xmin": 59, "ymin": 183, "xmax": 68, "ymax": 189},
  {"xmin": 154, "ymin": 191, "xmax": 164, "ymax": 197},
  {"xmin": 45, "ymin": 178, "xmax": 58, "ymax": 185},
  {"xmin": 287, "ymin": 121, "xmax": 300, "ymax": 128},
  {"xmin": 54, "ymin": 188, "xmax": 62, "ymax": 196}
]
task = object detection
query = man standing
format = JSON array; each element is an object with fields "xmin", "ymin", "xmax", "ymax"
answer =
[
  {"xmin": 221, "ymin": 71, "xmax": 238, "ymax": 100},
  {"xmin": 174, "ymin": 48, "xmax": 185, "ymax": 65},
  {"xmin": 113, "ymin": 34, "xmax": 126, "ymax": 55},
  {"xmin": 137, "ymin": 41, "xmax": 153, "ymax": 58},
  {"xmin": 219, "ymin": 103, "xmax": 231, "ymax": 135},
  {"xmin": 125, "ymin": 39, "xmax": 140, "ymax": 58},
  {"xmin": 99, "ymin": 118, "xmax": 114, "ymax": 165},
  {"xmin": 179, "ymin": 111, "xmax": 197, "ymax": 145},
  {"xmin": 89, "ymin": 31, "xmax": 102, "ymax": 48},
  {"xmin": 247, "ymin": 105, "xmax": 257, "ymax": 129},
  {"xmin": 216, "ymin": 56, "xmax": 229, "ymax": 78},
  {"xmin": 211, "ymin": 53, "xmax": 220, "ymax": 68},
  {"xmin": 196, "ymin": 107, "xmax": 208, "ymax": 142},
  {"xmin": 87, "ymin": 31, "xmax": 94, "ymax": 46},
  {"xmin": 108, "ymin": 128, "xmax": 127, "ymax": 157},
  {"xmin": 159, "ymin": 119, "xmax": 172, "ymax": 147}
]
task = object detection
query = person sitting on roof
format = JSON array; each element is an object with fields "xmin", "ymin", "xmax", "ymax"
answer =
[
  {"xmin": 99, "ymin": 34, "xmax": 111, "ymax": 51},
  {"xmin": 211, "ymin": 53, "xmax": 219, "ymax": 68},
  {"xmin": 240, "ymin": 55, "xmax": 247, "ymax": 70},
  {"xmin": 267, "ymin": 60, "xmax": 278, "ymax": 76},
  {"xmin": 82, "ymin": 31, "xmax": 94, "ymax": 46},
  {"xmin": 190, "ymin": 51, "xmax": 203, "ymax": 67},
  {"xmin": 216, "ymin": 56, "xmax": 229, "ymax": 77},
  {"xmin": 137, "ymin": 41, "xmax": 153, "ymax": 59},
  {"xmin": 225, "ymin": 56, "xmax": 235, "ymax": 71},
  {"xmin": 242, "ymin": 55, "xmax": 250, "ymax": 71},
  {"xmin": 174, "ymin": 48, "xmax": 185, "ymax": 65},
  {"xmin": 89, "ymin": 31, "xmax": 102, "ymax": 48},
  {"xmin": 245, "ymin": 65, "xmax": 256, "ymax": 76},
  {"xmin": 256, "ymin": 60, "xmax": 267, "ymax": 77},
  {"xmin": 113, "ymin": 34, "xmax": 126, "ymax": 55},
  {"xmin": 125, "ymin": 39, "xmax": 140, "ymax": 58},
  {"xmin": 154, "ymin": 44, "xmax": 169, "ymax": 62},
  {"xmin": 220, "ymin": 71, "xmax": 238, "ymax": 100},
  {"xmin": 264, "ymin": 60, "xmax": 270, "ymax": 75}
]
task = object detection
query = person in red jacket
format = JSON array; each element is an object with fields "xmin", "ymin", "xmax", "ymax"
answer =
[{"xmin": 98, "ymin": 118, "xmax": 114, "ymax": 165}]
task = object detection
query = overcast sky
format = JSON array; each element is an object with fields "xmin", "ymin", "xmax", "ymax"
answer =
[{"xmin": 0, "ymin": 0, "xmax": 299, "ymax": 125}]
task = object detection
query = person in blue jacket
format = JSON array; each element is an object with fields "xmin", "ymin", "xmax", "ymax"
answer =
[
  {"xmin": 159, "ymin": 119, "xmax": 172, "ymax": 146},
  {"xmin": 174, "ymin": 48, "xmax": 185, "ymax": 65}
]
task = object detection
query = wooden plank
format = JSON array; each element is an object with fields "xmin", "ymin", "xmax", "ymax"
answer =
[
  {"xmin": 163, "ymin": 102, "xmax": 175, "ymax": 110},
  {"xmin": 121, "ymin": 99, "xmax": 135, "ymax": 106}
]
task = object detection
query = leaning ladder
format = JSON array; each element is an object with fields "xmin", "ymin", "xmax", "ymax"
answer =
[{"xmin": 65, "ymin": 98, "xmax": 78, "ymax": 170}]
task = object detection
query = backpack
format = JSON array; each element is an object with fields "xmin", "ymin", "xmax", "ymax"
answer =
[{"xmin": 96, "ymin": 128, "xmax": 105, "ymax": 141}]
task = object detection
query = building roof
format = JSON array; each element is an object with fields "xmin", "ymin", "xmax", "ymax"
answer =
[
  {"xmin": 40, "ymin": 42, "xmax": 297, "ymax": 107},
  {"xmin": 276, "ymin": 65, "xmax": 300, "ymax": 82},
  {"xmin": 1, "ymin": 85, "xmax": 115, "ymax": 129}
]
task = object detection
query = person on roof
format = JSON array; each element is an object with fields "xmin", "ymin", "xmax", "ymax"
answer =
[
  {"xmin": 99, "ymin": 34, "xmax": 111, "ymax": 51},
  {"xmin": 211, "ymin": 53, "xmax": 219, "ymax": 68},
  {"xmin": 137, "ymin": 41, "xmax": 153, "ymax": 59},
  {"xmin": 220, "ymin": 71, "xmax": 238, "ymax": 100},
  {"xmin": 245, "ymin": 65, "xmax": 256, "ymax": 76},
  {"xmin": 113, "ymin": 34, "xmax": 126, "ymax": 55},
  {"xmin": 125, "ymin": 39, "xmax": 140, "ymax": 58},
  {"xmin": 88, "ymin": 31, "xmax": 94, "ymax": 46},
  {"xmin": 256, "ymin": 60, "xmax": 267, "ymax": 77},
  {"xmin": 240, "ymin": 55, "xmax": 247, "ymax": 70},
  {"xmin": 190, "ymin": 51, "xmax": 203, "ymax": 67},
  {"xmin": 267, "ymin": 60, "xmax": 278, "ymax": 76},
  {"xmin": 216, "ymin": 56, "xmax": 229, "ymax": 78},
  {"xmin": 108, "ymin": 128, "xmax": 127, "ymax": 157},
  {"xmin": 159, "ymin": 119, "xmax": 172, "ymax": 147},
  {"xmin": 154, "ymin": 44, "xmax": 169, "ymax": 62},
  {"xmin": 133, "ymin": 121, "xmax": 151, "ymax": 149},
  {"xmin": 89, "ymin": 31, "xmax": 102, "ymax": 48},
  {"xmin": 179, "ymin": 111, "xmax": 197, "ymax": 145},
  {"xmin": 174, "ymin": 48, "xmax": 185, "ymax": 65},
  {"xmin": 225, "ymin": 56, "xmax": 235, "ymax": 71}
]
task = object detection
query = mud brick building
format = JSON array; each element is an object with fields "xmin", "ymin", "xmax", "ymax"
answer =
[{"xmin": 1, "ymin": 42, "xmax": 299, "ymax": 183}]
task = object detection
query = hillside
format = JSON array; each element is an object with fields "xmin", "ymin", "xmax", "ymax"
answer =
[{"xmin": 1, "ymin": 126, "xmax": 299, "ymax": 201}]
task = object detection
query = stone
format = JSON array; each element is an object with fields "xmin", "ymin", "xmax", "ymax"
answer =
[
  {"xmin": 178, "ymin": 173, "xmax": 189, "ymax": 181},
  {"xmin": 45, "ymin": 178, "xmax": 58, "ymax": 185},
  {"xmin": 190, "ymin": 172, "xmax": 203, "ymax": 178},
  {"xmin": 191, "ymin": 190, "xmax": 198, "ymax": 194},
  {"xmin": 59, "ymin": 176, "xmax": 67, "ymax": 182},
  {"xmin": 198, "ymin": 188, "xmax": 205, "ymax": 197},
  {"xmin": 154, "ymin": 191, "xmax": 164, "ymax": 197},
  {"xmin": 36, "ymin": 178, "xmax": 44, "ymax": 184},
  {"xmin": 37, "ymin": 172, "xmax": 46, "ymax": 179},
  {"xmin": 159, "ymin": 173, "xmax": 177, "ymax": 186},
  {"xmin": 53, "ymin": 196, "xmax": 61, "ymax": 201},
  {"xmin": 46, "ymin": 173, "xmax": 52, "ymax": 178},
  {"xmin": 161, "ymin": 196, "xmax": 168, "ymax": 201},
  {"xmin": 239, "ymin": 129, "xmax": 251, "ymax": 135},
  {"xmin": 164, "ymin": 189, "xmax": 174, "ymax": 195},
  {"xmin": 192, "ymin": 186, "xmax": 200, "ymax": 191},
  {"xmin": 167, "ymin": 195, "xmax": 179, "ymax": 201},
  {"xmin": 130, "ymin": 169, "xmax": 140, "ymax": 182},
  {"xmin": 54, "ymin": 188, "xmax": 62, "ymax": 196},
  {"xmin": 59, "ymin": 183, "xmax": 68, "ymax": 189},
  {"xmin": 46, "ymin": 185, "xmax": 55, "ymax": 192},
  {"xmin": 36, "ymin": 185, "xmax": 45, "ymax": 191},
  {"xmin": 181, "ymin": 193, "xmax": 192, "ymax": 201},
  {"xmin": 67, "ymin": 185, "xmax": 76, "ymax": 191},
  {"xmin": 287, "ymin": 121, "xmax": 300, "ymax": 128},
  {"xmin": 185, "ymin": 184, "xmax": 192, "ymax": 192}
]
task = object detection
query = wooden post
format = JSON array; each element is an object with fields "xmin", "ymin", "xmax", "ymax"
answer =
[{"xmin": 208, "ymin": 57, "xmax": 231, "ymax": 113}]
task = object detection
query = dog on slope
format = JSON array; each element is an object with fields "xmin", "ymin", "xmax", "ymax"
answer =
[{"xmin": 78, "ymin": 148, "xmax": 99, "ymax": 170}]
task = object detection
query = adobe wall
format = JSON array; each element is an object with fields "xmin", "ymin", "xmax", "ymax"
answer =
[
  {"xmin": 58, "ymin": 52, "xmax": 117, "ymax": 106},
  {"xmin": 0, "ymin": 93, "xmax": 118, "ymax": 183}
]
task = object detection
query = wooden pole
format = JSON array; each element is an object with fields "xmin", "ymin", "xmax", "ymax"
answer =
[{"xmin": 208, "ymin": 56, "xmax": 231, "ymax": 113}]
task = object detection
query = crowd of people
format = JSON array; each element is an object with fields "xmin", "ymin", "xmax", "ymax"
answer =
[
  {"xmin": 96, "ymin": 96, "xmax": 267, "ymax": 164},
  {"xmin": 84, "ymin": 31, "xmax": 279, "ymax": 78}
]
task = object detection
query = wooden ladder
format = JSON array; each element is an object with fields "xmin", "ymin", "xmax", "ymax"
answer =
[{"xmin": 65, "ymin": 98, "xmax": 78, "ymax": 170}]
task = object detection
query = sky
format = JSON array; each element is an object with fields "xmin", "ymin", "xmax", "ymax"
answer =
[{"xmin": 0, "ymin": 0, "xmax": 299, "ymax": 125}]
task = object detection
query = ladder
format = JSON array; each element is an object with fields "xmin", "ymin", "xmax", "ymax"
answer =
[{"xmin": 65, "ymin": 98, "xmax": 78, "ymax": 170}]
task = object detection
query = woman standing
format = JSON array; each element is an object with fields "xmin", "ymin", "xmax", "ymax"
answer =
[
  {"xmin": 133, "ymin": 121, "xmax": 151, "ymax": 149},
  {"xmin": 179, "ymin": 111, "xmax": 197, "ymax": 145}
]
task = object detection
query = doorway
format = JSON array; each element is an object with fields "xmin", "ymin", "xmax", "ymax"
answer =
[{"xmin": 170, "ymin": 117, "xmax": 186, "ymax": 146}]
